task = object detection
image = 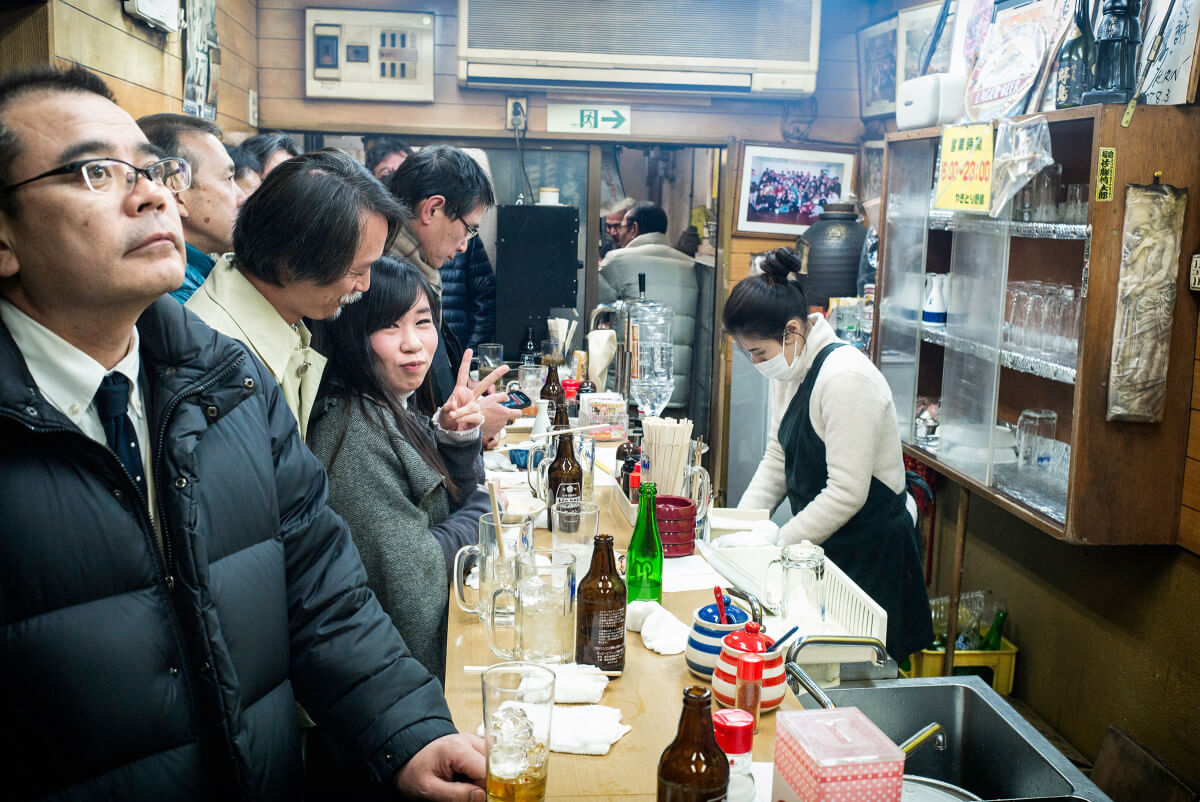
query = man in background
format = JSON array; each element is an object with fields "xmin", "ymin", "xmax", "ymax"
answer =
[
  {"xmin": 188, "ymin": 149, "xmax": 399, "ymax": 438},
  {"xmin": 137, "ymin": 113, "xmax": 245, "ymax": 304},
  {"xmin": 0, "ymin": 64, "xmax": 484, "ymax": 802},
  {"xmin": 599, "ymin": 200, "xmax": 699, "ymax": 413},
  {"xmin": 365, "ymin": 136, "xmax": 413, "ymax": 181},
  {"xmin": 600, "ymin": 196, "xmax": 636, "ymax": 259},
  {"xmin": 226, "ymin": 142, "xmax": 263, "ymax": 196},
  {"xmin": 240, "ymin": 130, "xmax": 301, "ymax": 176}
]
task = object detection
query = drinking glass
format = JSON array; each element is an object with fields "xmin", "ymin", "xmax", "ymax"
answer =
[
  {"xmin": 518, "ymin": 364, "xmax": 548, "ymax": 417},
  {"xmin": 541, "ymin": 339, "xmax": 563, "ymax": 367},
  {"xmin": 453, "ymin": 513, "xmax": 534, "ymax": 625},
  {"xmin": 488, "ymin": 549, "xmax": 577, "ymax": 663},
  {"xmin": 1004, "ymin": 282, "xmax": 1028, "ymax": 348},
  {"xmin": 477, "ymin": 342, "xmax": 506, "ymax": 392},
  {"xmin": 551, "ymin": 500, "xmax": 600, "ymax": 569},
  {"xmin": 1017, "ymin": 409, "xmax": 1057, "ymax": 471},
  {"xmin": 482, "ymin": 662, "xmax": 554, "ymax": 802},
  {"xmin": 761, "ymin": 541, "xmax": 826, "ymax": 622},
  {"xmin": 1033, "ymin": 165, "xmax": 1061, "ymax": 223},
  {"xmin": 1066, "ymin": 184, "xmax": 1088, "ymax": 225},
  {"xmin": 527, "ymin": 431, "xmax": 596, "ymax": 503}
]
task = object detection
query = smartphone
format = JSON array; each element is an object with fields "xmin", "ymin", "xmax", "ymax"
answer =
[{"xmin": 499, "ymin": 390, "xmax": 532, "ymax": 410}]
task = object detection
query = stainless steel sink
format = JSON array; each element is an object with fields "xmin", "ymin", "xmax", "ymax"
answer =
[{"xmin": 792, "ymin": 675, "xmax": 1111, "ymax": 802}]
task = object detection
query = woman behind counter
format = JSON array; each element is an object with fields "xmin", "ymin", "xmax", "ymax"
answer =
[
  {"xmin": 726, "ymin": 248, "xmax": 933, "ymax": 661},
  {"xmin": 309, "ymin": 256, "xmax": 501, "ymax": 684}
]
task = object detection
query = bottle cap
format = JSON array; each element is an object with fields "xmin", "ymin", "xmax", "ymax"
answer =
[
  {"xmin": 562, "ymin": 379, "xmax": 580, "ymax": 399},
  {"xmin": 736, "ymin": 652, "xmax": 764, "ymax": 681},
  {"xmin": 712, "ymin": 708, "xmax": 755, "ymax": 754},
  {"xmin": 630, "ymin": 465, "xmax": 641, "ymax": 489}
]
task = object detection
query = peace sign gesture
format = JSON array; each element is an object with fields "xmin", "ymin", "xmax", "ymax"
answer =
[{"xmin": 436, "ymin": 348, "xmax": 510, "ymax": 433}]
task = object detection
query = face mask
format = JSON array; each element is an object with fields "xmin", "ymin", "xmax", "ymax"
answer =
[{"xmin": 752, "ymin": 332, "xmax": 803, "ymax": 381}]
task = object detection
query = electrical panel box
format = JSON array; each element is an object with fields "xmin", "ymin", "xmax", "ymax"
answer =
[{"xmin": 304, "ymin": 9, "xmax": 435, "ymax": 102}]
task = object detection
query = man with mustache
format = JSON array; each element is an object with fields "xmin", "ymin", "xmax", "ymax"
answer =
[
  {"xmin": 187, "ymin": 148, "xmax": 400, "ymax": 438},
  {"xmin": 0, "ymin": 65, "xmax": 486, "ymax": 801}
]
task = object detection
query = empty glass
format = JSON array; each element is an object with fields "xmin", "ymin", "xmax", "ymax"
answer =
[
  {"xmin": 1032, "ymin": 165, "xmax": 1061, "ymax": 222},
  {"xmin": 761, "ymin": 540, "xmax": 826, "ymax": 622},
  {"xmin": 453, "ymin": 513, "xmax": 534, "ymax": 624},
  {"xmin": 551, "ymin": 500, "xmax": 600, "ymax": 569},
  {"xmin": 477, "ymin": 342, "xmax": 506, "ymax": 392},
  {"xmin": 1017, "ymin": 409, "xmax": 1057, "ymax": 471},
  {"xmin": 518, "ymin": 364, "xmax": 548, "ymax": 417},
  {"xmin": 1065, "ymin": 184, "xmax": 1088, "ymax": 225}
]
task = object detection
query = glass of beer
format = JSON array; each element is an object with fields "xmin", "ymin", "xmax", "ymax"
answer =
[
  {"xmin": 483, "ymin": 662, "xmax": 554, "ymax": 802},
  {"xmin": 477, "ymin": 342, "xmax": 506, "ymax": 392}
]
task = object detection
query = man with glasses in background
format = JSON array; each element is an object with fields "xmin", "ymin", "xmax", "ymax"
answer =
[
  {"xmin": 600, "ymin": 196, "xmax": 636, "ymax": 259},
  {"xmin": 386, "ymin": 146, "xmax": 514, "ymax": 437},
  {"xmin": 0, "ymin": 65, "xmax": 486, "ymax": 801},
  {"xmin": 136, "ymin": 113, "xmax": 246, "ymax": 303}
]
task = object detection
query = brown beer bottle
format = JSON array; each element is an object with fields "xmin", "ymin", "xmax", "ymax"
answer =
[
  {"xmin": 547, "ymin": 429, "xmax": 582, "ymax": 510},
  {"xmin": 575, "ymin": 533, "xmax": 626, "ymax": 671},
  {"xmin": 540, "ymin": 363, "xmax": 564, "ymax": 419},
  {"xmin": 657, "ymin": 686, "xmax": 729, "ymax": 802}
]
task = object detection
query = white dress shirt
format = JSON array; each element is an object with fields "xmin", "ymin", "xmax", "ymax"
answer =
[{"xmin": 0, "ymin": 298, "xmax": 160, "ymax": 543}]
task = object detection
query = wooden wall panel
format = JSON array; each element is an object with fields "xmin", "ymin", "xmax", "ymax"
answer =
[{"xmin": 0, "ymin": 5, "xmax": 52, "ymax": 73}]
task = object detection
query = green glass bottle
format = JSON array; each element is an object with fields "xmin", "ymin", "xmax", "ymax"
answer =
[
  {"xmin": 980, "ymin": 609, "xmax": 1008, "ymax": 651},
  {"xmin": 626, "ymin": 482, "xmax": 663, "ymax": 603}
]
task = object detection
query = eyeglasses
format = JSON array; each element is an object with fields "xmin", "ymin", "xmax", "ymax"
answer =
[
  {"xmin": 448, "ymin": 209, "xmax": 479, "ymax": 240},
  {"xmin": 3, "ymin": 157, "xmax": 192, "ymax": 195},
  {"xmin": 604, "ymin": 221, "xmax": 622, "ymax": 233}
]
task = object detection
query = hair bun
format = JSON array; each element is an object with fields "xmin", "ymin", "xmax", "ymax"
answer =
[{"xmin": 761, "ymin": 247, "xmax": 802, "ymax": 283}]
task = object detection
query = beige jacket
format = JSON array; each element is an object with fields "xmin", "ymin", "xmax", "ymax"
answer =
[
  {"xmin": 387, "ymin": 222, "xmax": 442, "ymax": 296},
  {"xmin": 186, "ymin": 256, "xmax": 326, "ymax": 439}
]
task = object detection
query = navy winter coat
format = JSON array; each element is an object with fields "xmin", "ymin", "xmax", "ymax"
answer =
[
  {"xmin": 439, "ymin": 237, "xmax": 495, "ymax": 351},
  {"xmin": 0, "ymin": 297, "xmax": 456, "ymax": 800}
]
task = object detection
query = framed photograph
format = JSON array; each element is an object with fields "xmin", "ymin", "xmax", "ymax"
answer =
[
  {"xmin": 857, "ymin": 16, "xmax": 898, "ymax": 118},
  {"xmin": 949, "ymin": 0, "xmax": 998, "ymax": 77},
  {"xmin": 735, "ymin": 143, "xmax": 857, "ymax": 238},
  {"xmin": 897, "ymin": 1, "xmax": 955, "ymax": 86},
  {"xmin": 859, "ymin": 140, "xmax": 886, "ymax": 203}
]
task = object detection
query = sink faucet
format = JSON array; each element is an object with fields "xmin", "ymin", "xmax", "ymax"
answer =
[{"xmin": 784, "ymin": 635, "xmax": 888, "ymax": 710}]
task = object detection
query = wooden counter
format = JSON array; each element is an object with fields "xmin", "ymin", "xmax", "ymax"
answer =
[{"xmin": 443, "ymin": 485, "xmax": 801, "ymax": 800}]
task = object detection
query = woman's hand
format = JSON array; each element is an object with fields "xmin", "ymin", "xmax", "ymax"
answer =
[{"xmin": 437, "ymin": 348, "xmax": 509, "ymax": 433}]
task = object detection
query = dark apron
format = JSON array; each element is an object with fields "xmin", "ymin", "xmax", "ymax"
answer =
[{"xmin": 777, "ymin": 343, "xmax": 934, "ymax": 661}]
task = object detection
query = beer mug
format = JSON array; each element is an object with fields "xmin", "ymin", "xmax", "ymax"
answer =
[
  {"xmin": 487, "ymin": 549, "xmax": 576, "ymax": 663},
  {"xmin": 526, "ymin": 431, "xmax": 596, "ymax": 503},
  {"xmin": 681, "ymin": 440, "xmax": 712, "ymax": 541},
  {"xmin": 761, "ymin": 540, "xmax": 826, "ymax": 621},
  {"xmin": 453, "ymin": 513, "xmax": 534, "ymax": 625}
]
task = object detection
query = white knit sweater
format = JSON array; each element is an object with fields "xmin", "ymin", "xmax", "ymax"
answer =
[{"xmin": 737, "ymin": 315, "xmax": 908, "ymax": 546}]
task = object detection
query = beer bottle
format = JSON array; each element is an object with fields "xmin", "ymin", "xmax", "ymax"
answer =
[
  {"xmin": 627, "ymin": 482, "xmax": 663, "ymax": 603},
  {"xmin": 547, "ymin": 429, "xmax": 582, "ymax": 511},
  {"xmin": 575, "ymin": 533, "xmax": 626, "ymax": 671},
  {"xmin": 657, "ymin": 686, "xmax": 729, "ymax": 802},
  {"xmin": 541, "ymin": 362, "xmax": 564, "ymax": 419}
]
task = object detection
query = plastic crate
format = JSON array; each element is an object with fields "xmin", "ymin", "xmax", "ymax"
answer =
[{"xmin": 902, "ymin": 637, "xmax": 1018, "ymax": 694}]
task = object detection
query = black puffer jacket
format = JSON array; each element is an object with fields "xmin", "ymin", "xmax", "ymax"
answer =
[
  {"xmin": 0, "ymin": 297, "xmax": 456, "ymax": 801},
  {"xmin": 439, "ymin": 237, "xmax": 495, "ymax": 351}
]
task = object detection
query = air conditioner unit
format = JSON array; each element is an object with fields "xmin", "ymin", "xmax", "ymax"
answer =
[{"xmin": 458, "ymin": 0, "xmax": 820, "ymax": 98}]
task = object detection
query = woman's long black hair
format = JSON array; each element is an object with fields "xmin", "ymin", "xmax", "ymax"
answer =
[
  {"xmin": 722, "ymin": 247, "xmax": 811, "ymax": 339},
  {"xmin": 310, "ymin": 256, "xmax": 458, "ymax": 499}
]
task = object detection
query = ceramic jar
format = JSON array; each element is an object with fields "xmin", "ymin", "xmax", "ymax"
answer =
[
  {"xmin": 685, "ymin": 596, "xmax": 757, "ymax": 680},
  {"xmin": 798, "ymin": 202, "xmax": 866, "ymax": 309},
  {"xmin": 711, "ymin": 622, "xmax": 787, "ymax": 712}
]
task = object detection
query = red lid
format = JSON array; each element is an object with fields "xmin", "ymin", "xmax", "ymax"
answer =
[
  {"xmin": 630, "ymin": 464, "xmax": 641, "ymax": 488},
  {"xmin": 562, "ymin": 379, "xmax": 580, "ymax": 399},
  {"xmin": 723, "ymin": 621, "xmax": 775, "ymax": 654},
  {"xmin": 712, "ymin": 708, "xmax": 755, "ymax": 754},
  {"xmin": 737, "ymin": 652, "xmax": 764, "ymax": 681}
]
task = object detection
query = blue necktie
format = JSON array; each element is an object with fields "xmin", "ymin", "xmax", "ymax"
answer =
[{"xmin": 94, "ymin": 373, "xmax": 146, "ymax": 496}]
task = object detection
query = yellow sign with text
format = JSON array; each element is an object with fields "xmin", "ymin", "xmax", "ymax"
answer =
[{"xmin": 934, "ymin": 123, "xmax": 994, "ymax": 213}]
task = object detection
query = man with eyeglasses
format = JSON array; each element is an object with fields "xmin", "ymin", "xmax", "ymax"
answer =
[
  {"xmin": 136, "ymin": 113, "xmax": 247, "ymax": 303},
  {"xmin": 600, "ymin": 196, "xmax": 636, "ymax": 259},
  {"xmin": 0, "ymin": 65, "xmax": 486, "ymax": 802},
  {"xmin": 387, "ymin": 147, "xmax": 513, "ymax": 435}
]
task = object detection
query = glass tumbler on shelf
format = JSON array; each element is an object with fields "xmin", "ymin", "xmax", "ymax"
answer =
[
  {"xmin": 482, "ymin": 662, "xmax": 554, "ymax": 802},
  {"xmin": 1017, "ymin": 409, "xmax": 1057, "ymax": 471},
  {"xmin": 629, "ymin": 301, "xmax": 674, "ymax": 418},
  {"xmin": 1032, "ymin": 165, "xmax": 1061, "ymax": 223},
  {"xmin": 1066, "ymin": 184, "xmax": 1089, "ymax": 225}
]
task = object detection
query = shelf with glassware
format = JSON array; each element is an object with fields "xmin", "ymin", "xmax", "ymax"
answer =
[{"xmin": 872, "ymin": 104, "xmax": 1200, "ymax": 546}]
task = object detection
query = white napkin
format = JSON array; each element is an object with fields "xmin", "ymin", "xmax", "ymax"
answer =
[
  {"xmin": 550, "ymin": 705, "xmax": 631, "ymax": 755},
  {"xmin": 474, "ymin": 703, "xmax": 631, "ymax": 756},
  {"xmin": 545, "ymin": 664, "xmax": 610, "ymax": 704},
  {"xmin": 483, "ymin": 451, "xmax": 517, "ymax": 472},
  {"xmin": 586, "ymin": 330, "xmax": 617, "ymax": 391},
  {"xmin": 626, "ymin": 600, "xmax": 690, "ymax": 655},
  {"xmin": 711, "ymin": 520, "xmax": 780, "ymax": 549}
]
